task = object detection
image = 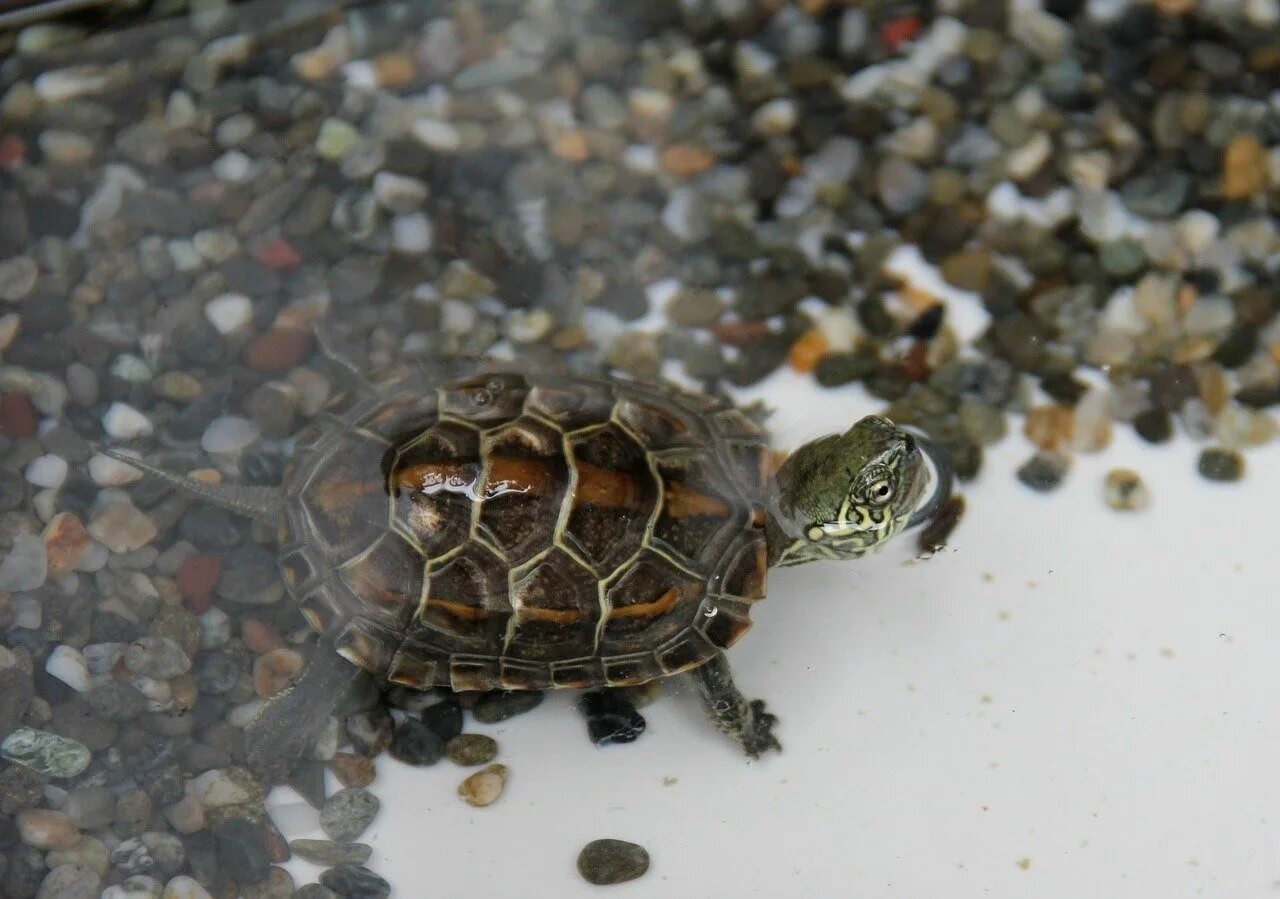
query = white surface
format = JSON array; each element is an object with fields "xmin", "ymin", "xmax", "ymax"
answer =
[{"xmin": 274, "ymin": 370, "xmax": 1280, "ymax": 898}]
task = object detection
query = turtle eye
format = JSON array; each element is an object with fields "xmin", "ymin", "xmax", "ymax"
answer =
[{"xmin": 868, "ymin": 480, "xmax": 894, "ymax": 504}]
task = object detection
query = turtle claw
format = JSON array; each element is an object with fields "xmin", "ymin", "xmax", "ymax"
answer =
[{"xmin": 740, "ymin": 698, "xmax": 782, "ymax": 759}]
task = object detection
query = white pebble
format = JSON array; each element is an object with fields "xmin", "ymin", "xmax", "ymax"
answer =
[
  {"xmin": 203, "ymin": 293, "xmax": 253, "ymax": 335},
  {"xmin": 372, "ymin": 172, "xmax": 429, "ymax": 213},
  {"xmin": 89, "ymin": 451, "xmax": 143, "ymax": 487},
  {"xmin": 34, "ymin": 65, "xmax": 108, "ymax": 103},
  {"xmin": 198, "ymin": 608, "xmax": 232, "ymax": 650},
  {"xmin": 45, "ymin": 645, "xmax": 91, "ymax": 692},
  {"xmin": 391, "ymin": 214, "xmax": 433, "ymax": 254},
  {"xmin": 201, "ymin": 416, "xmax": 260, "ymax": 455},
  {"xmin": 163, "ymin": 875, "xmax": 214, "ymax": 899},
  {"xmin": 751, "ymin": 98, "xmax": 797, "ymax": 136},
  {"xmin": 25, "ymin": 454, "xmax": 68, "ymax": 489},
  {"xmin": 0, "ymin": 533, "xmax": 48, "ymax": 592},
  {"xmin": 1246, "ymin": 0, "xmax": 1279, "ymax": 27},
  {"xmin": 1175, "ymin": 210, "xmax": 1220, "ymax": 254},
  {"xmin": 411, "ymin": 119, "xmax": 462, "ymax": 152},
  {"xmin": 13, "ymin": 595, "xmax": 42, "ymax": 629},
  {"xmin": 102, "ymin": 402, "xmax": 153, "ymax": 439},
  {"xmin": 211, "ymin": 150, "xmax": 253, "ymax": 183}
]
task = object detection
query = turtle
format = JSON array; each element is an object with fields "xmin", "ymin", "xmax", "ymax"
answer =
[{"xmin": 102, "ymin": 362, "xmax": 951, "ymax": 775}]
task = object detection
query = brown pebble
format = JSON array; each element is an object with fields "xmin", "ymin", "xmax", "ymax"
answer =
[
  {"xmin": 1222, "ymin": 133, "xmax": 1269, "ymax": 200},
  {"xmin": 660, "ymin": 143, "xmax": 716, "ymax": 177},
  {"xmin": 245, "ymin": 326, "xmax": 313, "ymax": 373},
  {"xmin": 0, "ymin": 392, "xmax": 37, "ymax": 438},
  {"xmin": 1023, "ymin": 405, "xmax": 1075, "ymax": 452},
  {"xmin": 43, "ymin": 512, "xmax": 92, "ymax": 577},
  {"xmin": 331, "ymin": 753, "xmax": 377, "ymax": 789},
  {"xmin": 253, "ymin": 649, "xmax": 305, "ymax": 698},
  {"xmin": 16, "ymin": 809, "xmax": 80, "ymax": 850},
  {"xmin": 458, "ymin": 763, "xmax": 508, "ymax": 807},
  {"xmin": 241, "ymin": 617, "xmax": 285, "ymax": 654}
]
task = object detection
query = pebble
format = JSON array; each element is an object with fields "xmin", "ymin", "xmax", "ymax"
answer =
[
  {"xmin": 472, "ymin": 691, "xmax": 544, "ymax": 724},
  {"xmin": 442, "ymin": 733, "xmax": 497, "ymax": 767},
  {"xmin": 125, "ymin": 637, "xmax": 191, "ymax": 678},
  {"xmin": 289, "ymin": 840, "xmax": 372, "ymax": 867},
  {"xmin": 37, "ymin": 864, "xmax": 101, "ymax": 899},
  {"xmin": 372, "ymin": 172, "xmax": 428, "ymax": 213},
  {"xmin": 411, "ymin": 119, "xmax": 462, "ymax": 152},
  {"xmin": 88, "ymin": 503, "xmax": 156, "ymax": 554},
  {"xmin": 318, "ymin": 865, "xmax": 390, "ymax": 899},
  {"xmin": 215, "ymin": 819, "xmax": 271, "ymax": 886},
  {"xmin": 204, "ymin": 294, "xmax": 254, "ymax": 336},
  {"xmin": 252, "ymin": 649, "xmax": 304, "ymax": 698},
  {"xmin": 0, "ymin": 256, "xmax": 38, "ymax": 302},
  {"xmin": 245, "ymin": 328, "xmax": 312, "ymax": 373},
  {"xmin": 1104, "ymin": 469, "xmax": 1150, "ymax": 512},
  {"xmin": 580, "ymin": 691, "xmax": 646, "ymax": 746},
  {"xmin": 315, "ymin": 119, "xmax": 359, "ymax": 161},
  {"xmin": 161, "ymin": 877, "xmax": 213, "ymax": 899},
  {"xmin": 45, "ymin": 645, "xmax": 92, "ymax": 692},
  {"xmin": 1, "ymin": 727, "xmax": 91, "ymax": 777},
  {"xmin": 1016, "ymin": 452, "xmax": 1070, "ymax": 493},
  {"xmin": 103, "ymin": 402, "xmax": 154, "ymax": 438},
  {"xmin": 388, "ymin": 716, "xmax": 443, "ymax": 766},
  {"xmin": 457, "ymin": 763, "xmax": 508, "ymax": 807},
  {"xmin": 419, "ymin": 700, "xmax": 463, "ymax": 744},
  {"xmin": 1197, "ymin": 448, "xmax": 1244, "ymax": 482},
  {"xmin": 576, "ymin": 839, "xmax": 650, "ymax": 886},
  {"xmin": 320, "ymin": 789, "xmax": 379, "ymax": 843},
  {"xmin": 17, "ymin": 809, "xmax": 80, "ymax": 851},
  {"xmin": 201, "ymin": 416, "xmax": 261, "ymax": 456},
  {"xmin": 330, "ymin": 753, "xmax": 376, "ymax": 789},
  {"xmin": 0, "ymin": 532, "xmax": 47, "ymax": 591}
]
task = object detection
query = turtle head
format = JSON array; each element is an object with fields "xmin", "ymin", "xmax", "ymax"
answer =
[{"xmin": 767, "ymin": 415, "xmax": 947, "ymax": 567}]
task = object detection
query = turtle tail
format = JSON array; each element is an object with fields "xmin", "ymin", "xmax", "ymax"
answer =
[{"xmin": 95, "ymin": 447, "xmax": 284, "ymax": 526}]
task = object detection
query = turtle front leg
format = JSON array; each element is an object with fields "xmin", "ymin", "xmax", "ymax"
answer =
[{"xmin": 690, "ymin": 654, "xmax": 781, "ymax": 759}]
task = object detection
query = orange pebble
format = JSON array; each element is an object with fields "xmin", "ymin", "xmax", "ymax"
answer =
[
  {"xmin": 787, "ymin": 329, "xmax": 830, "ymax": 374},
  {"xmin": 552, "ymin": 130, "xmax": 591, "ymax": 163},
  {"xmin": 660, "ymin": 144, "xmax": 717, "ymax": 177}
]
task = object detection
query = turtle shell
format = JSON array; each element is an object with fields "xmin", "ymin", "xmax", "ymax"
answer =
[{"xmin": 278, "ymin": 367, "xmax": 771, "ymax": 692}]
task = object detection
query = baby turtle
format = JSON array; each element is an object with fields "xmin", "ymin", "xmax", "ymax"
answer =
[{"xmin": 104, "ymin": 364, "xmax": 950, "ymax": 774}]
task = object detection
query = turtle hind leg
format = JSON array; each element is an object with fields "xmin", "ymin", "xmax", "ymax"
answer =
[
  {"xmin": 689, "ymin": 654, "xmax": 781, "ymax": 759},
  {"xmin": 243, "ymin": 640, "xmax": 365, "ymax": 783}
]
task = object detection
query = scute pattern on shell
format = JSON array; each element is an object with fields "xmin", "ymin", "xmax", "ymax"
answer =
[{"xmin": 279, "ymin": 366, "xmax": 770, "ymax": 692}]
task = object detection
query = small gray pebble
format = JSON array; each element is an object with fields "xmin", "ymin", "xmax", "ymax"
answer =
[
  {"xmin": 319, "ymin": 789, "xmax": 379, "ymax": 843},
  {"xmin": 289, "ymin": 840, "xmax": 372, "ymax": 867}
]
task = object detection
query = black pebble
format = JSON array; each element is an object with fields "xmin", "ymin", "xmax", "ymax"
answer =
[
  {"xmin": 1016, "ymin": 452, "xmax": 1069, "ymax": 492},
  {"xmin": 1197, "ymin": 448, "xmax": 1244, "ymax": 482},
  {"xmin": 320, "ymin": 864, "xmax": 392, "ymax": 899},
  {"xmin": 420, "ymin": 700, "xmax": 463, "ymax": 743},
  {"xmin": 388, "ymin": 717, "xmax": 444, "ymax": 766},
  {"xmin": 579, "ymin": 690, "xmax": 647, "ymax": 746},
  {"xmin": 472, "ymin": 690, "xmax": 544, "ymax": 724},
  {"xmin": 215, "ymin": 818, "xmax": 271, "ymax": 886},
  {"xmin": 1039, "ymin": 370, "xmax": 1087, "ymax": 405},
  {"xmin": 906, "ymin": 304, "xmax": 945, "ymax": 340},
  {"xmin": 1235, "ymin": 384, "xmax": 1280, "ymax": 409},
  {"xmin": 1132, "ymin": 409, "xmax": 1173, "ymax": 444}
]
